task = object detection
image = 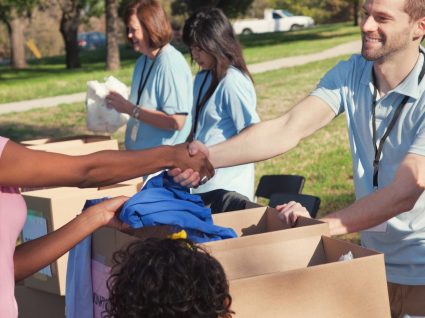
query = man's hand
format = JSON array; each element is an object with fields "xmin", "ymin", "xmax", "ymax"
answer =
[
  {"xmin": 169, "ymin": 142, "xmax": 214, "ymax": 187},
  {"xmin": 276, "ymin": 201, "xmax": 311, "ymax": 226}
]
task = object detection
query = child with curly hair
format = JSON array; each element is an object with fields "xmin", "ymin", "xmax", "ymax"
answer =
[{"xmin": 105, "ymin": 238, "xmax": 233, "ymax": 318}]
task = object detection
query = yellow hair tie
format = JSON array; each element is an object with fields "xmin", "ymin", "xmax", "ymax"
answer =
[{"xmin": 169, "ymin": 229, "xmax": 187, "ymax": 240}]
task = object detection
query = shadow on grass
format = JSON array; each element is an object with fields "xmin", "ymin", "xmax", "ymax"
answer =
[{"xmin": 0, "ymin": 122, "xmax": 87, "ymax": 142}]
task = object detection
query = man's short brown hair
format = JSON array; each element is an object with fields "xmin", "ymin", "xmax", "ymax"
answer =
[
  {"xmin": 124, "ymin": 0, "xmax": 172, "ymax": 49},
  {"xmin": 404, "ymin": 0, "xmax": 425, "ymax": 21}
]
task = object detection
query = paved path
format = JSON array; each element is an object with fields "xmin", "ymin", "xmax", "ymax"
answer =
[
  {"xmin": 248, "ymin": 40, "xmax": 361, "ymax": 73},
  {"xmin": 0, "ymin": 40, "xmax": 361, "ymax": 115}
]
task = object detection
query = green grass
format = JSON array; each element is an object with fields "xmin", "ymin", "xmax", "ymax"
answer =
[
  {"xmin": 0, "ymin": 54, "xmax": 358, "ymax": 242},
  {"xmin": 0, "ymin": 22, "xmax": 360, "ymax": 104}
]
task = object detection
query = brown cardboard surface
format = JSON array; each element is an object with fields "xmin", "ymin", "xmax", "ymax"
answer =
[
  {"xmin": 228, "ymin": 236, "xmax": 390, "ymax": 317},
  {"xmin": 21, "ymin": 183, "xmax": 137, "ymax": 295},
  {"xmin": 22, "ymin": 135, "xmax": 118, "ymax": 157},
  {"xmin": 26, "ymin": 138, "xmax": 118, "ymax": 155},
  {"xmin": 15, "ymin": 285, "xmax": 65, "ymax": 318},
  {"xmin": 20, "ymin": 134, "xmax": 112, "ymax": 146}
]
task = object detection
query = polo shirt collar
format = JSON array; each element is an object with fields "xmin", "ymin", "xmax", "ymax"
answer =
[{"xmin": 360, "ymin": 48, "xmax": 425, "ymax": 100}]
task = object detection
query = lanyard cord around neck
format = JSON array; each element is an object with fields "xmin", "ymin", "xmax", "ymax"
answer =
[
  {"xmin": 136, "ymin": 47, "xmax": 162, "ymax": 105},
  {"xmin": 371, "ymin": 51, "xmax": 425, "ymax": 190},
  {"xmin": 193, "ymin": 70, "xmax": 211, "ymax": 136}
]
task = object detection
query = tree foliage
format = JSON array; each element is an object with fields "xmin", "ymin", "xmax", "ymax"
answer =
[
  {"xmin": 0, "ymin": 0, "xmax": 40, "ymax": 68},
  {"xmin": 171, "ymin": 0, "xmax": 254, "ymax": 19},
  {"xmin": 272, "ymin": 0, "xmax": 352, "ymax": 23}
]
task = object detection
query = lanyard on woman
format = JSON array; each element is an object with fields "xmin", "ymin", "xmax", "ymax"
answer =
[
  {"xmin": 371, "ymin": 52, "xmax": 425, "ymax": 190},
  {"xmin": 136, "ymin": 47, "xmax": 162, "ymax": 105},
  {"xmin": 193, "ymin": 70, "xmax": 211, "ymax": 135}
]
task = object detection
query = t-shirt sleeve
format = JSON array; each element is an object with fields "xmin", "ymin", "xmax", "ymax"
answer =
[
  {"xmin": 222, "ymin": 71, "xmax": 260, "ymax": 133},
  {"xmin": 156, "ymin": 60, "xmax": 193, "ymax": 116},
  {"xmin": 0, "ymin": 137, "xmax": 9, "ymax": 158},
  {"xmin": 309, "ymin": 58, "xmax": 356, "ymax": 115}
]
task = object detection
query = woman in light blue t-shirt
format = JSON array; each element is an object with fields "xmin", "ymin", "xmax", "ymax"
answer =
[
  {"xmin": 106, "ymin": 0, "xmax": 192, "ymax": 150},
  {"xmin": 182, "ymin": 8, "xmax": 261, "ymax": 212}
]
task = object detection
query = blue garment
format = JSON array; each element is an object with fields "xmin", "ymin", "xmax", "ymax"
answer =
[
  {"xmin": 125, "ymin": 44, "xmax": 193, "ymax": 150},
  {"xmin": 119, "ymin": 172, "xmax": 237, "ymax": 243},
  {"xmin": 191, "ymin": 67, "xmax": 260, "ymax": 200},
  {"xmin": 310, "ymin": 51, "xmax": 425, "ymax": 285},
  {"xmin": 66, "ymin": 198, "xmax": 106, "ymax": 318}
]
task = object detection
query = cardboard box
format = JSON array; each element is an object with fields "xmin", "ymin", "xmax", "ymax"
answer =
[
  {"xmin": 92, "ymin": 231, "xmax": 390, "ymax": 317},
  {"xmin": 15, "ymin": 285, "xmax": 65, "ymax": 318},
  {"xmin": 90, "ymin": 206, "xmax": 329, "ymax": 317},
  {"xmin": 21, "ymin": 183, "xmax": 138, "ymax": 295},
  {"xmin": 217, "ymin": 235, "xmax": 391, "ymax": 317},
  {"xmin": 89, "ymin": 206, "xmax": 390, "ymax": 317},
  {"xmin": 23, "ymin": 135, "xmax": 119, "ymax": 156},
  {"xmin": 21, "ymin": 134, "xmax": 112, "ymax": 146}
]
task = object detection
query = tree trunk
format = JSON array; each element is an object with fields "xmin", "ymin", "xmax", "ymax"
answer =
[
  {"xmin": 7, "ymin": 9, "xmax": 28, "ymax": 69},
  {"xmin": 353, "ymin": 0, "xmax": 360, "ymax": 26},
  {"xmin": 60, "ymin": 0, "xmax": 81, "ymax": 69},
  {"xmin": 105, "ymin": 0, "xmax": 120, "ymax": 71}
]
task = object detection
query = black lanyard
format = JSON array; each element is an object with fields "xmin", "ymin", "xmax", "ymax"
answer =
[
  {"xmin": 371, "ymin": 52, "xmax": 425, "ymax": 190},
  {"xmin": 136, "ymin": 48, "xmax": 162, "ymax": 105},
  {"xmin": 193, "ymin": 70, "xmax": 211, "ymax": 136}
]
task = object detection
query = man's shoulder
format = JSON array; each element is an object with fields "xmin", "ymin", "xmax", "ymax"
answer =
[{"xmin": 334, "ymin": 54, "xmax": 368, "ymax": 71}]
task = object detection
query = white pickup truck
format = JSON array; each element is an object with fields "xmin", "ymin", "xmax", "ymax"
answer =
[{"xmin": 233, "ymin": 9, "xmax": 314, "ymax": 35}]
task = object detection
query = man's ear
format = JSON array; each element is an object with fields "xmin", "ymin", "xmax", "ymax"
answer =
[{"xmin": 414, "ymin": 17, "xmax": 425, "ymax": 41}]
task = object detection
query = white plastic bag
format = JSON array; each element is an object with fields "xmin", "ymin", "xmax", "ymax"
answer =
[{"xmin": 86, "ymin": 76, "xmax": 130, "ymax": 134}]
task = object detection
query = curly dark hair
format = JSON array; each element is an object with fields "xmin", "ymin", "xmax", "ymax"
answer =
[{"xmin": 104, "ymin": 238, "xmax": 233, "ymax": 318}]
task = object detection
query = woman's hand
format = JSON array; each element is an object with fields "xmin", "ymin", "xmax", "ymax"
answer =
[
  {"xmin": 85, "ymin": 196, "xmax": 130, "ymax": 231},
  {"xmin": 105, "ymin": 91, "xmax": 133, "ymax": 115},
  {"xmin": 275, "ymin": 201, "xmax": 311, "ymax": 226}
]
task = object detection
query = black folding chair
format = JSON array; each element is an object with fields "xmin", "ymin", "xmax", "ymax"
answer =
[
  {"xmin": 255, "ymin": 174, "xmax": 305, "ymax": 201},
  {"xmin": 268, "ymin": 192, "xmax": 321, "ymax": 218}
]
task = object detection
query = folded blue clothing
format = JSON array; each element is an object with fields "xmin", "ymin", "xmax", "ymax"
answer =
[{"xmin": 119, "ymin": 172, "xmax": 237, "ymax": 243}]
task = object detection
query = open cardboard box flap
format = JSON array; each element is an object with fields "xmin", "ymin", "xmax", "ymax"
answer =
[
  {"xmin": 22, "ymin": 183, "xmax": 138, "ymax": 295},
  {"xmin": 92, "ymin": 206, "xmax": 329, "ymax": 267},
  {"xmin": 227, "ymin": 236, "xmax": 390, "ymax": 317},
  {"xmin": 21, "ymin": 134, "xmax": 112, "ymax": 146}
]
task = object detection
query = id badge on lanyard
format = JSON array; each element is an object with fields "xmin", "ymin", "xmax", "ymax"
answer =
[{"xmin": 130, "ymin": 121, "xmax": 139, "ymax": 142}]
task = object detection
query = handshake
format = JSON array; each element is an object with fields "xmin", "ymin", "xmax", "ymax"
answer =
[{"xmin": 169, "ymin": 141, "xmax": 213, "ymax": 188}]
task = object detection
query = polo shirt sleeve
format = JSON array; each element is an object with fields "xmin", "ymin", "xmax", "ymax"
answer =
[
  {"xmin": 310, "ymin": 57, "xmax": 356, "ymax": 115},
  {"xmin": 222, "ymin": 70, "xmax": 260, "ymax": 133},
  {"xmin": 409, "ymin": 110, "xmax": 425, "ymax": 156},
  {"xmin": 155, "ymin": 59, "xmax": 193, "ymax": 116}
]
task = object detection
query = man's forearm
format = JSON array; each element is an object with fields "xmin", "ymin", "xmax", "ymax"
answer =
[
  {"xmin": 209, "ymin": 96, "xmax": 335, "ymax": 168},
  {"xmin": 321, "ymin": 173, "xmax": 423, "ymax": 236}
]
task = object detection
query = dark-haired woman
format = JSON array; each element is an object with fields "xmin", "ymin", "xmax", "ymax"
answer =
[
  {"xmin": 182, "ymin": 8, "xmax": 260, "ymax": 211},
  {"xmin": 106, "ymin": 0, "xmax": 192, "ymax": 150}
]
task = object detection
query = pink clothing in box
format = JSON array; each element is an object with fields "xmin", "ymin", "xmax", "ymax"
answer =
[{"xmin": 0, "ymin": 137, "xmax": 27, "ymax": 318}]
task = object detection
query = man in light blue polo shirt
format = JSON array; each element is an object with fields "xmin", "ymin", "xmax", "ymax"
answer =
[{"xmin": 171, "ymin": 0, "xmax": 425, "ymax": 315}]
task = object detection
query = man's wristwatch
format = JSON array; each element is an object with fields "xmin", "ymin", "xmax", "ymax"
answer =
[{"xmin": 132, "ymin": 106, "xmax": 141, "ymax": 119}]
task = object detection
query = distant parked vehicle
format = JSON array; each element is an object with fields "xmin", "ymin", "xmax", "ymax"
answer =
[
  {"xmin": 78, "ymin": 32, "xmax": 106, "ymax": 50},
  {"xmin": 233, "ymin": 9, "xmax": 314, "ymax": 35}
]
